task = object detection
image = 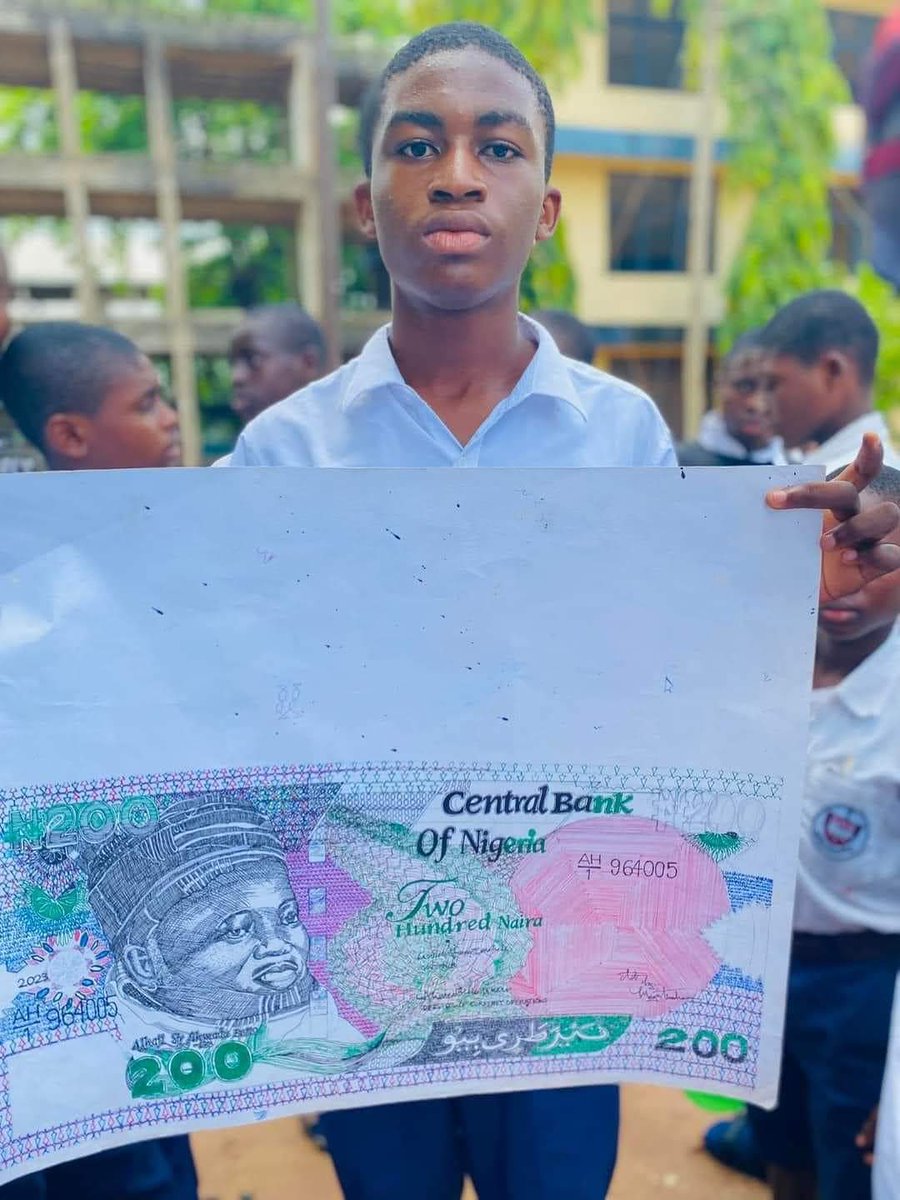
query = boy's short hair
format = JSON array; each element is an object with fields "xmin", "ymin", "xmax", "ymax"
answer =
[
  {"xmin": 759, "ymin": 291, "xmax": 879, "ymax": 387},
  {"xmin": 828, "ymin": 463, "xmax": 900, "ymax": 507},
  {"xmin": 723, "ymin": 329, "xmax": 764, "ymax": 363},
  {"xmin": 0, "ymin": 321, "xmax": 143, "ymax": 451},
  {"xmin": 359, "ymin": 22, "xmax": 556, "ymax": 182},
  {"xmin": 244, "ymin": 302, "xmax": 326, "ymax": 360}
]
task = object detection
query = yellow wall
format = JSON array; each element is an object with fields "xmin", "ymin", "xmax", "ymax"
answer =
[{"xmin": 550, "ymin": 2, "xmax": 889, "ymax": 333}]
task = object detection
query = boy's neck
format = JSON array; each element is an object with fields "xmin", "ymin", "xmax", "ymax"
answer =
[
  {"xmin": 388, "ymin": 289, "xmax": 537, "ymax": 445},
  {"xmin": 813, "ymin": 621, "xmax": 895, "ymax": 688},
  {"xmin": 818, "ymin": 392, "xmax": 872, "ymax": 445}
]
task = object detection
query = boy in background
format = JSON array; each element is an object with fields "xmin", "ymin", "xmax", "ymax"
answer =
[
  {"xmin": 759, "ymin": 290, "xmax": 899, "ymax": 471},
  {"xmin": 709, "ymin": 466, "xmax": 900, "ymax": 1200},
  {"xmin": 678, "ymin": 330, "xmax": 787, "ymax": 467},
  {"xmin": 0, "ymin": 320, "xmax": 194, "ymax": 1200},
  {"xmin": 229, "ymin": 303, "xmax": 326, "ymax": 427}
]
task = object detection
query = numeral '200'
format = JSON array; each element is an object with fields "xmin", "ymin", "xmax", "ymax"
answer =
[
  {"xmin": 128, "ymin": 1040, "xmax": 252, "ymax": 1098},
  {"xmin": 655, "ymin": 1027, "xmax": 748, "ymax": 1063}
]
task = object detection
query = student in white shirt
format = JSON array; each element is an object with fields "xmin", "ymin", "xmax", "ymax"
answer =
[
  {"xmin": 710, "ymin": 467, "xmax": 900, "ymax": 1200},
  {"xmin": 758, "ymin": 290, "xmax": 900, "ymax": 473},
  {"xmin": 223, "ymin": 21, "xmax": 900, "ymax": 1200}
]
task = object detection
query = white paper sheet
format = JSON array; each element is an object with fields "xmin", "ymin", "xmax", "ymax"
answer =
[{"xmin": 0, "ymin": 464, "xmax": 821, "ymax": 1181}]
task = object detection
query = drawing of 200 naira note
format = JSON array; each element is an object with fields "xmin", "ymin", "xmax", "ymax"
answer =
[{"xmin": 0, "ymin": 761, "xmax": 774, "ymax": 1179}]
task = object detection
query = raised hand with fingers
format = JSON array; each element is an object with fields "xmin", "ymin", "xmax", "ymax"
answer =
[{"xmin": 766, "ymin": 433, "xmax": 900, "ymax": 604}]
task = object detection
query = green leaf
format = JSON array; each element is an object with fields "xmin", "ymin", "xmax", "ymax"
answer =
[{"xmin": 28, "ymin": 886, "xmax": 65, "ymax": 922}]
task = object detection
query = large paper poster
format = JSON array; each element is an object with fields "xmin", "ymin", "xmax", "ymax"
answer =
[{"xmin": 0, "ymin": 465, "xmax": 821, "ymax": 1181}]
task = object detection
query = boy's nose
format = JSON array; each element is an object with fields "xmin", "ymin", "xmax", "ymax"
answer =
[{"xmin": 428, "ymin": 147, "xmax": 486, "ymax": 203}]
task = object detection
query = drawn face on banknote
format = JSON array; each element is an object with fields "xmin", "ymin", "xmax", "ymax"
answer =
[
  {"xmin": 132, "ymin": 858, "xmax": 311, "ymax": 1016},
  {"xmin": 86, "ymin": 794, "xmax": 318, "ymax": 1026}
]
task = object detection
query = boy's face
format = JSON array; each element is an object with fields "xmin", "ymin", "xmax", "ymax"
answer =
[
  {"xmin": 48, "ymin": 354, "xmax": 181, "ymax": 470},
  {"xmin": 762, "ymin": 352, "xmax": 849, "ymax": 449},
  {"xmin": 819, "ymin": 491, "xmax": 900, "ymax": 643},
  {"xmin": 356, "ymin": 50, "xmax": 560, "ymax": 313},
  {"xmin": 719, "ymin": 349, "xmax": 776, "ymax": 452},
  {"xmin": 229, "ymin": 318, "xmax": 320, "ymax": 426}
]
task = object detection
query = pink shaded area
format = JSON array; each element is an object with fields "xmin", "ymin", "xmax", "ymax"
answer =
[
  {"xmin": 509, "ymin": 817, "xmax": 729, "ymax": 1018},
  {"xmin": 285, "ymin": 848, "xmax": 379, "ymax": 1036}
]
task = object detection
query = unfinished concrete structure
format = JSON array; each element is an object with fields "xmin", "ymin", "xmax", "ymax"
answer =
[{"xmin": 0, "ymin": 1, "xmax": 374, "ymax": 463}]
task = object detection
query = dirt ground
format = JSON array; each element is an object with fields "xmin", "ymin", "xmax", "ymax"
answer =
[{"xmin": 192, "ymin": 1085, "xmax": 767, "ymax": 1200}]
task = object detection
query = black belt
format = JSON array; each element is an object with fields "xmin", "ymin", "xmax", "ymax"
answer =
[{"xmin": 792, "ymin": 930, "xmax": 900, "ymax": 964}]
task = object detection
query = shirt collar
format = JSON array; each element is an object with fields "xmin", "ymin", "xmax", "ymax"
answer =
[
  {"xmin": 830, "ymin": 622, "xmax": 900, "ymax": 719},
  {"xmin": 697, "ymin": 409, "xmax": 787, "ymax": 464},
  {"xmin": 804, "ymin": 412, "xmax": 895, "ymax": 473},
  {"xmin": 343, "ymin": 317, "xmax": 588, "ymax": 421}
]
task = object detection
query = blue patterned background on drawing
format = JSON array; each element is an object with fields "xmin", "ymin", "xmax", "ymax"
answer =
[
  {"xmin": 723, "ymin": 872, "xmax": 773, "ymax": 912},
  {"xmin": 711, "ymin": 963, "xmax": 764, "ymax": 995}
]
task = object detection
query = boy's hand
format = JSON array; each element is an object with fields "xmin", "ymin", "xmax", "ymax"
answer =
[{"xmin": 766, "ymin": 434, "xmax": 900, "ymax": 603}]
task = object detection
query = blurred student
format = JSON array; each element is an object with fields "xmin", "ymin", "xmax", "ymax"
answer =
[
  {"xmin": 759, "ymin": 290, "xmax": 899, "ymax": 470},
  {"xmin": 0, "ymin": 323, "xmax": 180, "ymax": 470},
  {"xmin": 709, "ymin": 468, "xmax": 900, "ymax": 1200},
  {"xmin": 228, "ymin": 303, "xmax": 326, "ymax": 426},
  {"xmin": 678, "ymin": 330, "xmax": 786, "ymax": 466},
  {"xmin": 531, "ymin": 309, "xmax": 595, "ymax": 364},
  {"xmin": 0, "ymin": 321, "xmax": 193, "ymax": 1200}
]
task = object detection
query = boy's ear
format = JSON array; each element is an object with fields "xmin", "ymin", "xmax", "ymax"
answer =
[
  {"xmin": 534, "ymin": 188, "xmax": 562, "ymax": 244},
  {"xmin": 43, "ymin": 412, "xmax": 92, "ymax": 462},
  {"xmin": 822, "ymin": 350, "xmax": 851, "ymax": 383},
  {"xmin": 354, "ymin": 181, "xmax": 377, "ymax": 242}
]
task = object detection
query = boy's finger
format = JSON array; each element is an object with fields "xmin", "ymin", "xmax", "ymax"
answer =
[
  {"xmin": 821, "ymin": 501, "xmax": 900, "ymax": 551},
  {"xmin": 767, "ymin": 480, "xmax": 860, "ymax": 519},
  {"xmin": 831, "ymin": 431, "xmax": 884, "ymax": 493},
  {"xmin": 855, "ymin": 542, "xmax": 900, "ymax": 582},
  {"xmin": 766, "ymin": 435, "xmax": 886, "ymax": 514}
]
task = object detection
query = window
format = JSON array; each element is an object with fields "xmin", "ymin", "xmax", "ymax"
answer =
[
  {"xmin": 610, "ymin": 174, "xmax": 692, "ymax": 272},
  {"xmin": 827, "ymin": 9, "xmax": 879, "ymax": 100},
  {"xmin": 607, "ymin": 0, "xmax": 685, "ymax": 89},
  {"xmin": 829, "ymin": 186, "xmax": 867, "ymax": 268}
]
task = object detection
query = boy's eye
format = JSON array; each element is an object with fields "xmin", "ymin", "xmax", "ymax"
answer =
[
  {"xmin": 483, "ymin": 143, "xmax": 521, "ymax": 161},
  {"xmin": 397, "ymin": 139, "xmax": 437, "ymax": 160}
]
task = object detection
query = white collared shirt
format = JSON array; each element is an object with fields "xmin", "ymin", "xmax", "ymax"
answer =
[
  {"xmin": 794, "ymin": 625, "xmax": 900, "ymax": 934},
  {"xmin": 222, "ymin": 318, "xmax": 676, "ymax": 470},
  {"xmin": 804, "ymin": 411, "xmax": 900, "ymax": 474},
  {"xmin": 696, "ymin": 410, "xmax": 788, "ymax": 465}
]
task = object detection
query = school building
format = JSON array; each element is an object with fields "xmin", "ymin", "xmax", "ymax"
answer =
[{"xmin": 551, "ymin": 0, "xmax": 889, "ymax": 436}]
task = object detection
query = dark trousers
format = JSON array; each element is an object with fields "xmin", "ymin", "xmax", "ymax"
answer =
[
  {"xmin": 319, "ymin": 1085, "xmax": 620, "ymax": 1200},
  {"xmin": 746, "ymin": 934, "xmax": 900, "ymax": 1200},
  {"xmin": 0, "ymin": 1137, "xmax": 197, "ymax": 1200}
]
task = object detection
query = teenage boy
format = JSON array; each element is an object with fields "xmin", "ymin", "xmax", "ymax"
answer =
[
  {"xmin": 223, "ymin": 22, "xmax": 900, "ymax": 1199},
  {"xmin": 759, "ymin": 290, "xmax": 899, "ymax": 471},
  {"xmin": 679, "ymin": 330, "xmax": 787, "ymax": 467},
  {"xmin": 0, "ymin": 321, "xmax": 194, "ymax": 1200},
  {"xmin": 228, "ymin": 303, "xmax": 326, "ymax": 426}
]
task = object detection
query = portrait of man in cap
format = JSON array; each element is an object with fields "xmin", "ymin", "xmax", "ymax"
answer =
[{"xmin": 86, "ymin": 792, "xmax": 363, "ymax": 1046}]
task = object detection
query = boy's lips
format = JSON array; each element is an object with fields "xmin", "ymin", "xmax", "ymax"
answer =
[
  {"xmin": 819, "ymin": 603, "xmax": 861, "ymax": 626},
  {"xmin": 422, "ymin": 213, "xmax": 491, "ymax": 254}
]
